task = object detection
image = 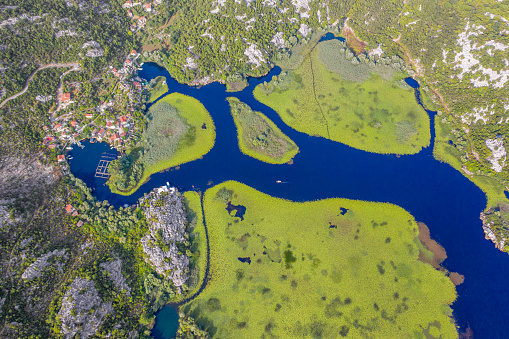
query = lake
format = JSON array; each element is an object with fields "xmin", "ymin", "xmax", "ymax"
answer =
[{"xmin": 69, "ymin": 62, "xmax": 509, "ymax": 338}]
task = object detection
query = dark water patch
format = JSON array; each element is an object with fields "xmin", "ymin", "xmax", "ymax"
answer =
[
  {"xmin": 68, "ymin": 141, "xmax": 118, "ymax": 193},
  {"xmin": 504, "ymin": 191, "xmax": 509, "ymax": 200},
  {"xmin": 69, "ymin": 62, "xmax": 509, "ymax": 337},
  {"xmin": 339, "ymin": 207, "xmax": 348, "ymax": 215},
  {"xmin": 404, "ymin": 77, "xmax": 420, "ymax": 89},
  {"xmin": 202, "ymin": 123, "xmax": 207, "ymax": 129},
  {"xmin": 226, "ymin": 201, "xmax": 246, "ymax": 220},
  {"xmin": 319, "ymin": 32, "xmax": 346, "ymax": 43},
  {"xmin": 151, "ymin": 305, "xmax": 179, "ymax": 339},
  {"xmin": 238, "ymin": 257, "xmax": 251, "ymax": 264},
  {"xmin": 328, "ymin": 222, "xmax": 337, "ymax": 229}
]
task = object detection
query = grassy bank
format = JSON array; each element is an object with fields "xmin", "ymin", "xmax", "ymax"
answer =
[
  {"xmin": 227, "ymin": 97, "xmax": 299, "ymax": 164},
  {"xmin": 109, "ymin": 93, "xmax": 215, "ymax": 195},
  {"xmin": 182, "ymin": 181, "xmax": 457, "ymax": 338},
  {"xmin": 254, "ymin": 40, "xmax": 430, "ymax": 154},
  {"xmin": 147, "ymin": 76, "xmax": 168, "ymax": 103},
  {"xmin": 182, "ymin": 191, "xmax": 208, "ymax": 299}
]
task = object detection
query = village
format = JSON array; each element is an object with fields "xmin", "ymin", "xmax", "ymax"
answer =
[
  {"xmin": 42, "ymin": 0, "xmax": 166, "ymax": 160},
  {"xmin": 43, "ymin": 48, "xmax": 147, "ymax": 162}
]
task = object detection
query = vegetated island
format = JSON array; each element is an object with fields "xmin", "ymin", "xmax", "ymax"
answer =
[
  {"xmin": 181, "ymin": 181, "xmax": 458, "ymax": 338},
  {"xmin": 108, "ymin": 93, "xmax": 215, "ymax": 195},
  {"xmin": 226, "ymin": 97, "xmax": 299, "ymax": 164},
  {"xmin": 145, "ymin": 76, "xmax": 169, "ymax": 103},
  {"xmin": 254, "ymin": 38, "xmax": 430, "ymax": 155}
]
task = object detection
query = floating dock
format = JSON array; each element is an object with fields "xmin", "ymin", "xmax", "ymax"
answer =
[{"xmin": 94, "ymin": 152, "xmax": 117, "ymax": 179}]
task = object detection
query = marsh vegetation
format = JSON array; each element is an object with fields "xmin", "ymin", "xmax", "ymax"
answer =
[
  {"xmin": 145, "ymin": 76, "xmax": 169, "ymax": 103},
  {"xmin": 227, "ymin": 97, "xmax": 298, "ymax": 164},
  {"xmin": 255, "ymin": 40, "xmax": 430, "ymax": 154},
  {"xmin": 109, "ymin": 93, "xmax": 215, "ymax": 194},
  {"xmin": 182, "ymin": 181, "xmax": 457, "ymax": 338}
]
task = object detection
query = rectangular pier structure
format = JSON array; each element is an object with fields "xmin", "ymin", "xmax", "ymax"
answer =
[{"xmin": 94, "ymin": 152, "xmax": 117, "ymax": 179}]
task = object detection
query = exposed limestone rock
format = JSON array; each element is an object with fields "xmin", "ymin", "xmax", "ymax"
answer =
[
  {"xmin": 0, "ymin": 198, "xmax": 19, "ymax": 230},
  {"xmin": 271, "ymin": 32, "xmax": 285, "ymax": 49},
  {"xmin": 141, "ymin": 186, "xmax": 190, "ymax": 290},
  {"xmin": 22, "ymin": 249, "xmax": 67, "ymax": 280},
  {"xmin": 58, "ymin": 277, "xmax": 113, "ymax": 339},
  {"xmin": 244, "ymin": 43, "xmax": 265, "ymax": 68},
  {"xmin": 486, "ymin": 137, "xmax": 506, "ymax": 173},
  {"xmin": 480, "ymin": 210, "xmax": 506, "ymax": 252},
  {"xmin": 81, "ymin": 41, "xmax": 101, "ymax": 49},
  {"xmin": 35, "ymin": 95, "xmax": 52, "ymax": 102},
  {"xmin": 100, "ymin": 257, "xmax": 131, "ymax": 295},
  {"xmin": 298, "ymin": 23, "xmax": 311, "ymax": 37}
]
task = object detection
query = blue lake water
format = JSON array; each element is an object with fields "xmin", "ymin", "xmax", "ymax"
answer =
[{"xmin": 69, "ymin": 62, "xmax": 509, "ymax": 338}]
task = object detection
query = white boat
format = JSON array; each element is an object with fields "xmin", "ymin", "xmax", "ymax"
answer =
[
  {"xmin": 276, "ymin": 180, "xmax": 282, "ymax": 183},
  {"xmin": 68, "ymin": 156, "xmax": 73, "ymax": 160},
  {"xmin": 66, "ymin": 147, "xmax": 73, "ymax": 150}
]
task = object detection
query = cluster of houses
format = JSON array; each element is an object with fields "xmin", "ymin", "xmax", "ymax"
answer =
[
  {"xmin": 110, "ymin": 50, "xmax": 143, "ymax": 103},
  {"xmin": 42, "ymin": 47, "xmax": 146, "ymax": 153},
  {"xmin": 65, "ymin": 204, "xmax": 84, "ymax": 227},
  {"xmin": 122, "ymin": 0, "xmax": 162, "ymax": 30},
  {"xmin": 43, "ymin": 111, "xmax": 136, "ymax": 150}
]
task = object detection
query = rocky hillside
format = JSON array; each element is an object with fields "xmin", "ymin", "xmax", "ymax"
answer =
[{"xmin": 141, "ymin": 186, "xmax": 190, "ymax": 293}]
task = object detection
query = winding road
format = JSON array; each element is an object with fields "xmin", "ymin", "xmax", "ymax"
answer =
[{"xmin": 0, "ymin": 62, "xmax": 80, "ymax": 109}]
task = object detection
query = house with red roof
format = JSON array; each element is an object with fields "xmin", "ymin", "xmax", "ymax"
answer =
[
  {"xmin": 138, "ymin": 16, "xmax": 146, "ymax": 26},
  {"xmin": 77, "ymin": 220, "xmax": 84, "ymax": 227},
  {"xmin": 53, "ymin": 123, "xmax": 61, "ymax": 131},
  {"xmin": 85, "ymin": 113, "xmax": 93, "ymax": 118},
  {"xmin": 70, "ymin": 120, "xmax": 78, "ymax": 127},
  {"xmin": 65, "ymin": 204, "xmax": 73, "ymax": 213},
  {"xmin": 127, "ymin": 9, "xmax": 133, "ymax": 18},
  {"xmin": 48, "ymin": 144, "xmax": 56, "ymax": 149},
  {"xmin": 58, "ymin": 155, "xmax": 65, "ymax": 162},
  {"xmin": 122, "ymin": 0, "xmax": 132, "ymax": 8},
  {"xmin": 42, "ymin": 125, "xmax": 48, "ymax": 131},
  {"xmin": 145, "ymin": 3, "xmax": 152, "ymax": 12},
  {"xmin": 61, "ymin": 93, "xmax": 70, "ymax": 102},
  {"xmin": 130, "ymin": 49, "xmax": 136, "ymax": 55}
]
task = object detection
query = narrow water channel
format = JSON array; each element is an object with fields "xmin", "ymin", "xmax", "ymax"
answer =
[{"xmin": 69, "ymin": 62, "xmax": 509, "ymax": 338}]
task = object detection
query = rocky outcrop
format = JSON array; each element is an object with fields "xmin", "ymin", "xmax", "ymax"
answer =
[
  {"xmin": 486, "ymin": 138, "xmax": 506, "ymax": 173},
  {"xmin": 141, "ymin": 186, "xmax": 190, "ymax": 291},
  {"xmin": 100, "ymin": 257, "xmax": 130, "ymax": 295},
  {"xmin": 58, "ymin": 277, "xmax": 113, "ymax": 339},
  {"xmin": 21, "ymin": 249, "xmax": 67, "ymax": 280},
  {"xmin": 481, "ymin": 210, "xmax": 506, "ymax": 251}
]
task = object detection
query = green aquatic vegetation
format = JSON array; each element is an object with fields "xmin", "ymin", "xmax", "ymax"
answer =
[
  {"xmin": 109, "ymin": 93, "xmax": 215, "ymax": 195},
  {"xmin": 183, "ymin": 181, "xmax": 457, "ymax": 338},
  {"xmin": 226, "ymin": 97, "xmax": 299, "ymax": 164},
  {"xmin": 254, "ymin": 40, "xmax": 430, "ymax": 154},
  {"xmin": 146, "ymin": 76, "xmax": 169, "ymax": 103}
]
